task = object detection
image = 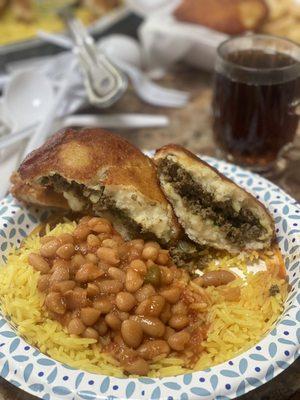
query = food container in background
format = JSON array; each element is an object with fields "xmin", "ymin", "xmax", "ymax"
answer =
[
  {"xmin": 139, "ymin": 14, "xmax": 227, "ymax": 72},
  {"xmin": 132, "ymin": 0, "xmax": 300, "ymax": 72},
  {"xmin": 0, "ymin": 0, "xmax": 133, "ymax": 71}
]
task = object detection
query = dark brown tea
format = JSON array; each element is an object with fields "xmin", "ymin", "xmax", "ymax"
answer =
[{"xmin": 213, "ymin": 49, "xmax": 300, "ymax": 169}]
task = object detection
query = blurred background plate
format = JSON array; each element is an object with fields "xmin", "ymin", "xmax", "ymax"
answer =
[{"xmin": 0, "ymin": 3, "xmax": 142, "ymax": 72}]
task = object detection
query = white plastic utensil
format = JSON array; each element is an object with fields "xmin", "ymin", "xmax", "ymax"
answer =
[
  {"xmin": 23, "ymin": 60, "xmax": 77, "ymax": 157},
  {"xmin": 97, "ymin": 34, "xmax": 143, "ymax": 69},
  {"xmin": 0, "ymin": 99, "xmax": 10, "ymax": 138},
  {"xmin": 61, "ymin": 113, "xmax": 169, "ymax": 129},
  {"xmin": 37, "ymin": 31, "xmax": 190, "ymax": 108},
  {"xmin": 0, "ymin": 113, "xmax": 169, "ymax": 150},
  {"xmin": 37, "ymin": 32, "xmax": 143, "ymax": 70},
  {"xmin": 0, "ymin": 70, "xmax": 55, "ymax": 199},
  {"xmin": 98, "ymin": 35, "xmax": 190, "ymax": 106},
  {"xmin": 106, "ymin": 56, "xmax": 189, "ymax": 107},
  {"xmin": 59, "ymin": 7, "xmax": 127, "ymax": 108},
  {"xmin": 0, "ymin": 124, "xmax": 35, "ymax": 150},
  {"xmin": 3, "ymin": 70, "xmax": 55, "ymax": 130}
]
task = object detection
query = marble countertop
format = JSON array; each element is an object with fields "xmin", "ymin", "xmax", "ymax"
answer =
[{"xmin": 0, "ymin": 64, "xmax": 299, "ymax": 399}]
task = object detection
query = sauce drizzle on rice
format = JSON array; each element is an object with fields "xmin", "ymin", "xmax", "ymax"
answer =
[{"xmin": 0, "ymin": 220, "xmax": 288, "ymax": 377}]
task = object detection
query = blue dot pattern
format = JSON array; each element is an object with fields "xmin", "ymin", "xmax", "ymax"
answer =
[{"xmin": 0, "ymin": 155, "xmax": 299, "ymax": 400}]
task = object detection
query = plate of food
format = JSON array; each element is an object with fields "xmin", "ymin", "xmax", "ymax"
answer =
[
  {"xmin": 0, "ymin": 0, "xmax": 130, "ymax": 72},
  {"xmin": 0, "ymin": 128, "xmax": 299, "ymax": 400},
  {"xmin": 0, "ymin": 0, "xmax": 123, "ymax": 46},
  {"xmin": 173, "ymin": 0, "xmax": 300, "ymax": 42},
  {"xmin": 138, "ymin": 0, "xmax": 300, "ymax": 71}
]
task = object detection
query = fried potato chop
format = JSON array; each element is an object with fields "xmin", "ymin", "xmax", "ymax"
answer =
[
  {"xmin": 154, "ymin": 144, "xmax": 275, "ymax": 253},
  {"xmin": 13, "ymin": 128, "xmax": 181, "ymax": 245}
]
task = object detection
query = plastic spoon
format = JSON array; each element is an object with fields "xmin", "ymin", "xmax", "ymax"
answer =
[
  {"xmin": 23, "ymin": 60, "xmax": 77, "ymax": 157},
  {"xmin": 37, "ymin": 31, "xmax": 189, "ymax": 107},
  {"xmin": 0, "ymin": 70, "xmax": 55, "ymax": 199},
  {"xmin": 3, "ymin": 70, "xmax": 55, "ymax": 130}
]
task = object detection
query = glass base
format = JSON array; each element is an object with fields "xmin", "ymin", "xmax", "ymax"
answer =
[
  {"xmin": 215, "ymin": 148, "xmax": 288, "ymax": 177},
  {"xmin": 215, "ymin": 141, "xmax": 297, "ymax": 178}
]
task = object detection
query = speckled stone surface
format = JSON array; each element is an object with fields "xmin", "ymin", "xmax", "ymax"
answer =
[{"xmin": 0, "ymin": 65, "xmax": 299, "ymax": 399}]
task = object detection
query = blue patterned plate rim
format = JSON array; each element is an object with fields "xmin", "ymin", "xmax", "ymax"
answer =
[{"xmin": 0, "ymin": 155, "xmax": 299, "ymax": 400}]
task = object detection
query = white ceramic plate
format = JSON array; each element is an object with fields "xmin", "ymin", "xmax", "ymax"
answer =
[{"xmin": 0, "ymin": 156, "xmax": 299, "ymax": 400}]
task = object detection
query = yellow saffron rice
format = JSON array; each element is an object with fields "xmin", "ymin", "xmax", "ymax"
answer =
[{"xmin": 0, "ymin": 222, "xmax": 288, "ymax": 377}]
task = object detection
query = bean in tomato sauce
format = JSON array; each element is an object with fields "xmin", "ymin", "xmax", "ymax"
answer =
[{"xmin": 28, "ymin": 216, "xmax": 213, "ymax": 376}]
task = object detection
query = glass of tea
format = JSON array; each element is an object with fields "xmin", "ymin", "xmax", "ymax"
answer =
[{"xmin": 212, "ymin": 34, "xmax": 300, "ymax": 172}]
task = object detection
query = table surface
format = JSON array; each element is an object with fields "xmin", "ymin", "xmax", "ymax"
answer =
[{"xmin": 0, "ymin": 64, "xmax": 299, "ymax": 400}]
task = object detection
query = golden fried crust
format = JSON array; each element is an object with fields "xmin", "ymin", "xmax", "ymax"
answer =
[
  {"xmin": 174, "ymin": 0, "xmax": 268, "ymax": 34},
  {"xmin": 154, "ymin": 144, "xmax": 275, "ymax": 238},
  {"xmin": 10, "ymin": 172, "xmax": 68, "ymax": 209},
  {"xmin": 18, "ymin": 128, "xmax": 167, "ymax": 205}
]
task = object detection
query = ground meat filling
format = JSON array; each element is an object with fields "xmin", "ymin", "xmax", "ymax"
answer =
[
  {"xmin": 169, "ymin": 239, "xmax": 207, "ymax": 272},
  {"xmin": 40, "ymin": 175, "xmax": 157, "ymax": 242},
  {"xmin": 40, "ymin": 175, "xmax": 206, "ymax": 267},
  {"xmin": 158, "ymin": 159, "xmax": 265, "ymax": 246},
  {"xmin": 41, "ymin": 175, "xmax": 93, "ymax": 213}
]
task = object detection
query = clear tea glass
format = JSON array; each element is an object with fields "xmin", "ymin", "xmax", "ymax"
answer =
[{"xmin": 212, "ymin": 34, "xmax": 300, "ymax": 172}]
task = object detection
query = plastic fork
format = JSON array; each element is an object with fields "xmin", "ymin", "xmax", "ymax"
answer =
[
  {"xmin": 110, "ymin": 56, "xmax": 189, "ymax": 107},
  {"xmin": 58, "ymin": 7, "xmax": 127, "ymax": 108},
  {"xmin": 37, "ymin": 31, "xmax": 190, "ymax": 108}
]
